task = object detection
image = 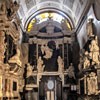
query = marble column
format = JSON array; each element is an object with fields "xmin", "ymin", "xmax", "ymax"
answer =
[
  {"xmin": 47, "ymin": 91, "xmax": 50, "ymax": 100},
  {"xmin": 51, "ymin": 91, "xmax": 54, "ymax": 100}
]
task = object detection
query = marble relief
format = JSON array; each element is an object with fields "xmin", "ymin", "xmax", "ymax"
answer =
[{"xmin": 87, "ymin": 72, "xmax": 98, "ymax": 95}]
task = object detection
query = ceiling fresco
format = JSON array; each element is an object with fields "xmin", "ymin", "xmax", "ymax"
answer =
[{"xmin": 17, "ymin": 0, "xmax": 91, "ymax": 31}]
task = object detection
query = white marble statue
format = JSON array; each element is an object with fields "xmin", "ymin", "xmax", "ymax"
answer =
[
  {"xmin": 67, "ymin": 63, "xmax": 75, "ymax": 79},
  {"xmin": 8, "ymin": 47, "xmax": 22, "ymax": 66},
  {"xmin": 43, "ymin": 44, "xmax": 53, "ymax": 59},
  {"xmin": 27, "ymin": 63, "xmax": 34, "ymax": 77},
  {"xmin": 57, "ymin": 56, "xmax": 64, "ymax": 72},
  {"xmin": 41, "ymin": 44, "xmax": 45, "ymax": 55},
  {"xmin": 86, "ymin": 18, "xmax": 94, "ymax": 37},
  {"xmin": 55, "ymin": 41, "xmax": 59, "ymax": 49},
  {"xmin": 89, "ymin": 37, "xmax": 100, "ymax": 64},
  {"xmin": 37, "ymin": 56, "xmax": 45, "ymax": 73},
  {"xmin": 87, "ymin": 72, "xmax": 98, "ymax": 95},
  {"xmin": 83, "ymin": 51, "xmax": 90, "ymax": 69},
  {"xmin": 78, "ymin": 53, "xmax": 84, "ymax": 71}
]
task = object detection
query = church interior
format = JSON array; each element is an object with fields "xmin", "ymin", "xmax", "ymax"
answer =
[{"xmin": 0, "ymin": 0, "xmax": 100, "ymax": 100}]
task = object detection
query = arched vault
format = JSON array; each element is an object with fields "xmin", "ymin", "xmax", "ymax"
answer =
[{"xmin": 17, "ymin": 0, "xmax": 91, "ymax": 32}]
